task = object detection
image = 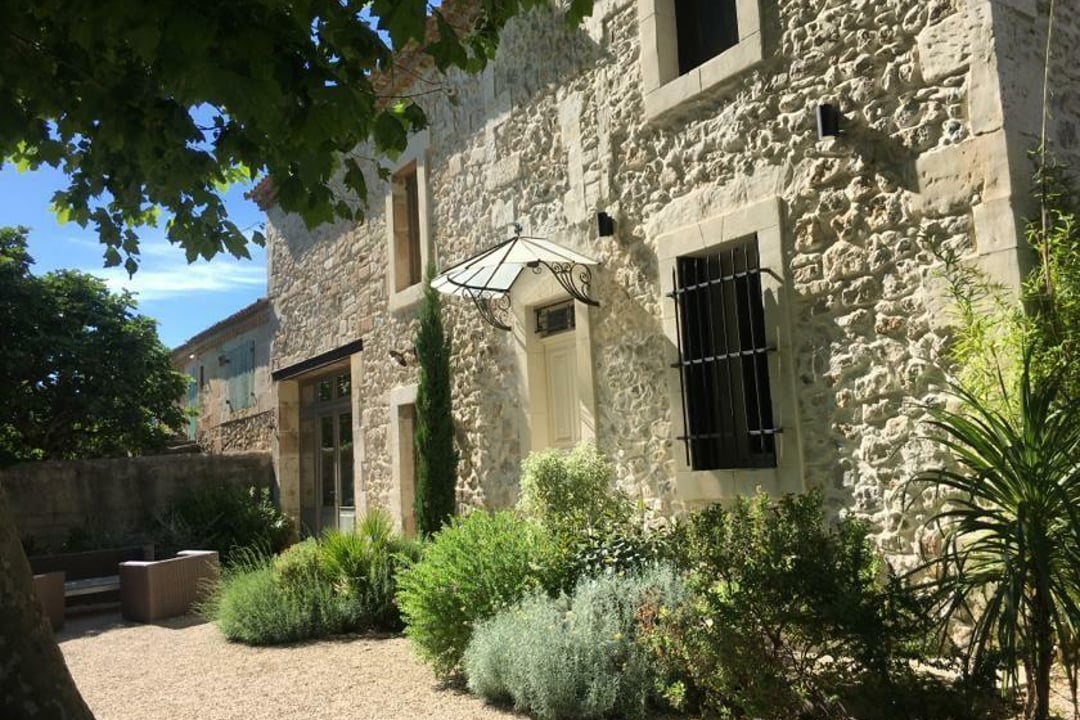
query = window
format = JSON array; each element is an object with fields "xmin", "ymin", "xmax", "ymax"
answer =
[
  {"xmin": 225, "ymin": 342, "xmax": 255, "ymax": 411},
  {"xmin": 392, "ymin": 162, "xmax": 423, "ymax": 292},
  {"xmin": 670, "ymin": 236, "xmax": 778, "ymax": 470},
  {"xmin": 535, "ymin": 300, "xmax": 576, "ymax": 337},
  {"xmin": 639, "ymin": 0, "xmax": 763, "ymax": 119},
  {"xmin": 385, "ymin": 130, "xmax": 431, "ymax": 311},
  {"xmin": 657, "ymin": 198, "xmax": 802, "ymax": 500},
  {"xmin": 676, "ymin": 0, "xmax": 739, "ymax": 75}
]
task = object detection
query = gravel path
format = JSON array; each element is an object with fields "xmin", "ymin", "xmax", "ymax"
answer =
[{"xmin": 58, "ymin": 613, "xmax": 520, "ymax": 720}]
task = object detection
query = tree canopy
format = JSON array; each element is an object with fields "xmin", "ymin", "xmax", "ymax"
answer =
[
  {"xmin": 0, "ymin": 0, "xmax": 593, "ymax": 273},
  {"xmin": 0, "ymin": 226, "xmax": 188, "ymax": 465}
]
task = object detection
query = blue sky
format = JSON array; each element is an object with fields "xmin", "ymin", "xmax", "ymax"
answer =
[{"xmin": 0, "ymin": 164, "xmax": 267, "ymax": 349}]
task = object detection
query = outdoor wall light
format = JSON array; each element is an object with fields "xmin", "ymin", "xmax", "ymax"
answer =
[
  {"xmin": 388, "ymin": 348, "xmax": 416, "ymax": 367},
  {"xmin": 597, "ymin": 211, "xmax": 615, "ymax": 237},
  {"xmin": 816, "ymin": 104, "xmax": 843, "ymax": 139}
]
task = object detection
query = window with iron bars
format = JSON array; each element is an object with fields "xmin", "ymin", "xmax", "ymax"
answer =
[{"xmin": 669, "ymin": 235, "xmax": 779, "ymax": 470}]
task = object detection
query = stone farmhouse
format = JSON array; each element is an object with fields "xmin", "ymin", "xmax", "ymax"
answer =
[
  {"xmin": 171, "ymin": 298, "xmax": 274, "ymax": 454},
  {"xmin": 253, "ymin": 0, "xmax": 1079, "ymax": 560}
]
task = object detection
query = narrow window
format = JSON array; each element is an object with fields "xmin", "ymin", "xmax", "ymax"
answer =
[
  {"xmin": 669, "ymin": 236, "xmax": 777, "ymax": 470},
  {"xmin": 392, "ymin": 163, "xmax": 423, "ymax": 291},
  {"xmin": 675, "ymin": 0, "xmax": 740, "ymax": 75},
  {"xmin": 225, "ymin": 342, "xmax": 255, "ymax": 410}
]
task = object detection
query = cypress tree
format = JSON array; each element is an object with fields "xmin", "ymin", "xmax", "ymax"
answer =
[{"xmin": 413, "ymin": 262, "xmax": 459, "ymax": 536}]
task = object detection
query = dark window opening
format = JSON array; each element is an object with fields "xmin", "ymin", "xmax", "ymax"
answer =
[
  {"xmin": 669, "ymin": 236, "xmax": 778, "ymax": 470},
  {"xmin": 675, "ymin": 0, "xmax": 740, "ymax": 76},
  {"xmin": 535, "ymin": 300, "xmax": 576, "ymax": 337}
]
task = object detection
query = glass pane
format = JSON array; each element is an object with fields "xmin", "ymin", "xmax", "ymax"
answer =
[
  {"xmin": 336, "ymin": 373, "xmax": 351, "ymax": 399},
  {"xmin": 339, "ymin": 412, "xmax": 354, "ymax": 507},
  {"xmin": 318, "ymin": 380, "xmax": 332, "ymax": 402},
  {"xmin": 321, "ymin": 415, "xmax": 335, "ymax": 507}
]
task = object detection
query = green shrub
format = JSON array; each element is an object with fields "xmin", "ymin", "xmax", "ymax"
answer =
[
  {"xmin": 465, "ymin": 565, "xmax": 685, "ymax": 720},
  {"xmin": 155, "ymin": 483, "xmax": 293, "ymax": 563},
  {"xmin": 517, "ymin": 443, "xmax": 653, "ymax": 592},
  {"xmin": 319, "ymin": 510, "xmax": 422, "ymax": 630},
  {"xmin": 207, "ymin": 550, "xmax": 360, "ymax": 645},
  {"xmin": 272, "ymin": 537, "xmax": 324, "ymax": 591},
  {"xmin": 208, "ymin": 510, "xmax": 420, "ymax": 644},
  {"xmin": 396, "ymin": 510, "xmax": 554, "ymax": 677},
  {"xmin": 644, "ymin": 490, "xmax": 926, "ymax": 719},
  {"xmin": 518, "ymin": 443, "xmax": 631, "ymax": 535}
]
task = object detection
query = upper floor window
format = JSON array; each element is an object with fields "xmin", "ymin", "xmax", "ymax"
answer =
[
  {"xmin": 639, "ymin": 0, "xmax": 764, "ymax": 119},
  {"xmin": 669, "ymin": 236, "xmax": 777, "ymax": 470},
  {"xmin": 392, "ymin": 162, "xmax": 423, "ymax": 292},
  {"xmin": 676, "ymin": 0, "xmax": 739, "ymax": 75},
  {"xmin": 385, "ymin": 131, "xmax": 432, "ymax": 312},
  {"xmin": 224, "ymin": 342, "xmax": 255, "ymax": 411}
]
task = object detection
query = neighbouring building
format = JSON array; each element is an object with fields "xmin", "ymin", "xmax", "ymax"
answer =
[
  {"xmin": 256, "ymin": 0, "xmax": 1079, "ymax": 563},
  {"xmin": 171, "ymin": 299, "xmax": 274, "ymax": 454}
]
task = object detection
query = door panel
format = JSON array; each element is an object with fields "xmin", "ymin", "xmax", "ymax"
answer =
[{"xmin": 544, "ymin": 336, "xmax": 579, "ymax": 448}]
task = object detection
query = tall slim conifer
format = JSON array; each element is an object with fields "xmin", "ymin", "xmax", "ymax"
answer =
[{"xmin": 413, "ymin": 263, "xmax": 458, "ymax": 536}]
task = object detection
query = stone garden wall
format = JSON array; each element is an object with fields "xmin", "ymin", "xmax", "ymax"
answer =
[
  {"xmin": 266, "ymin": 0, "xmax": 1057, "ymax": 566},
  {"xmin": 3, "ymin": 453, "xmax": 274, "ymax": 550}
]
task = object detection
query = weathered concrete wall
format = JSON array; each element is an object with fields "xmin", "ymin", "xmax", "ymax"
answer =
[
  {"xmin": 2, "ymin": 453, "xmax": 274, "ymax": 549},
  {"xmin": 266, "ymin": 0, "xmax": 1057, "ymax": 566}
]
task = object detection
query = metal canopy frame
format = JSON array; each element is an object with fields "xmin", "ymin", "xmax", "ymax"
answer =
[{"xmin": 431, "ymin": 225, "xmax": 600, "ymax": 331}]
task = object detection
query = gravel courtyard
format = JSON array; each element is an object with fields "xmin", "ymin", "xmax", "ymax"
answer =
[{"xmin": 58, "ymin": 613, "xmax": 519, "ymax": 720}]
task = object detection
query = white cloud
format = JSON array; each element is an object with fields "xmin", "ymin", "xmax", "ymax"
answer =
[{"xmin": 85, "ymin": 259, "xmax": 266, "ymax": 302}]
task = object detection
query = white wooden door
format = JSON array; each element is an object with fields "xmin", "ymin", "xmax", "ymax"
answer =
[{"xmin": 543, "ymin": 334, "xmax": 579, "ymax": 448}]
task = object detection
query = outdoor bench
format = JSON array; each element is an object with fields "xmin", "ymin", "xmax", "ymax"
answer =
[{"xmin": 29, "ymin": 544, "xmax": 155, "ymax": 610}]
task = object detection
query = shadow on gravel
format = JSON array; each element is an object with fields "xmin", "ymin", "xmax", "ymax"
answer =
[{"xmin": 56, "ymin": 611, "xmax": 209, "ymax": 642}]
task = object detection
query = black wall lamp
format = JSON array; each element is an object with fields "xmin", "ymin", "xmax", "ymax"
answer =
[
  {"xmin": 388, "ymin": 348, "xmax": 417, "ymax": 367},
  {"xmin": 816, "ymin": 103, "xmax": 843, "ymax": 140},
  {"xmin": 597, "ymin": 211, "xmax": 615, "ymax": 237}
]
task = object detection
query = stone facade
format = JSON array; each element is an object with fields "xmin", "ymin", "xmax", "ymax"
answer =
[
  {"xmin": 171, "ymin": 299, "xmax": 275, "ymax": 454},
  {"xmin": 264, "ymin": 0, "xmax": 1073, "ymax": 563}
]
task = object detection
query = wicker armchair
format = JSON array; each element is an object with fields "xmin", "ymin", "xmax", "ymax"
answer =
[
  {"xmin": 119, "ymin": 550, "xmax": 220, "ymax": 623},
  {"xmin": 33, "ymin": 571, "xmax": 65, "ymax": 631}
]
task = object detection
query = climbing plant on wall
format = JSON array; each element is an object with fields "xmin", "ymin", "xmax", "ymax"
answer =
[{"xmin": 413, "ymin": 263, "xmax": 459, "ymax": 537}]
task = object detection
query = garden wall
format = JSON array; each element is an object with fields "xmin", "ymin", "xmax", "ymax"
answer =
[{"xmin": 2, "ymin": 452, "xmax": 274, "ymax": 550}]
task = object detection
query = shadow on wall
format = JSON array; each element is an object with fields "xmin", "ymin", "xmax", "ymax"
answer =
[{"xmin": 5, "ymin": 453, "xmax": 275, "ymax": 552}]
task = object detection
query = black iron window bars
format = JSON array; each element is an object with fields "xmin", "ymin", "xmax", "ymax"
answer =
[{"xmin": 668, "ymin": 235, "xmax": 779, "ymax": 470}]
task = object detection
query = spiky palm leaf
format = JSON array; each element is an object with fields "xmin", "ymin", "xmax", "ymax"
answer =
[{"xmin": 913, "ymin": 350, "xmax": 1080, "ymax": 720}]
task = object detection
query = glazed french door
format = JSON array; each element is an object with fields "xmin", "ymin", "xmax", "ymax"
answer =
[{"xmin": 318, "ymin": 410, "xmax": 354, "ymax": 533}]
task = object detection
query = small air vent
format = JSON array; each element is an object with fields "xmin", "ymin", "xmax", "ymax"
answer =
[{"xmin": 535, "ymin": 301, "xmax": 576, "ymax": 337}]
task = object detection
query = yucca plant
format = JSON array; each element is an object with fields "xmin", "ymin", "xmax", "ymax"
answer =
[{"xmin": 914, "ymin": 349, "xmax": 1080, "ymax": 720}]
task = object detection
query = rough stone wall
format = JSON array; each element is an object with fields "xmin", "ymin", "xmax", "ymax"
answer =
[
  {"xmin": 182, "ymin": 312, "xmax": 275, "ymax": 453},
  {"xmin": 266, "ymin": 0, "xmax": 1056, "ymax": 564},
  {"xmin": 1048, "ymin": 0, "xmax": 1080, "ymax": 169},
  {"xmin": 199, "ymin": 410, "xmax": 275, "ymax": 454},
  {"xmin": 3, "ymin": 453, "xmax": 274, "ymax": 550}
]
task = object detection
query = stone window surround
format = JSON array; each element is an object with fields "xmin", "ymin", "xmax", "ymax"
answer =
[
  {"xmin": 510, "ymin": 272, "xmax": 598, "ymax": 454},
  {"xmin": 638, "ymin": 0, "xmax": 763, "ymax": 120},
  {"xmin": 388, "ymin": 383, "xmax": 418, "ymax": 536},
  {"xmin": 657, "ymin": 196, "xmax": 803, "ymax": 503},
  {"xmin": 385, "ymin": 130, "xmax": 433, "ymax": 313}
]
